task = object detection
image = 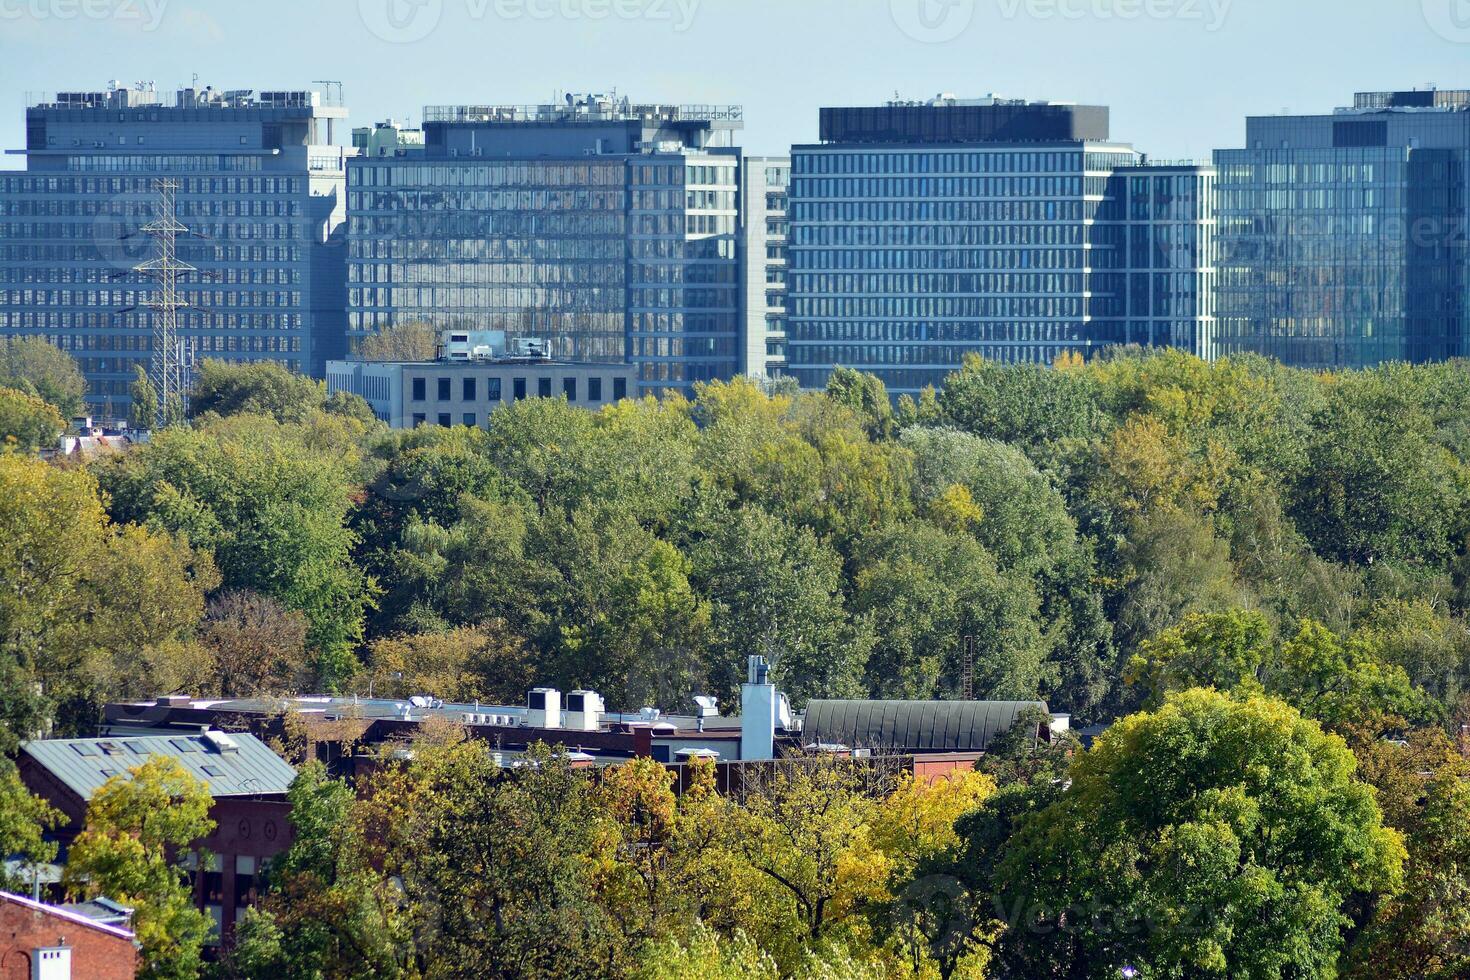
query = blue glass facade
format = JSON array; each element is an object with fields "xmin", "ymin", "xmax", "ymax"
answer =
[
  {"xmin": 1212, "ymin": 91, "xmax": 1470, "ymax": 368},
  {"xmin": 0, "ymin": 86, "xmax": 350, "ymax": 413},
  {"xmin": 346, "ymin": 99, "xmax": 743, "ymax": 397},
  {"xmin": 786, "ymin": 100, "xmax": 1214, "ymax": 395},
  {"xmin": 787, "ymin": 139, "xmax": 1212, "ymax": 393}
]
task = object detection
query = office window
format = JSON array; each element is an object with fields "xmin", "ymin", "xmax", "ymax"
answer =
[
  {"xmin": 437, "ymin": 378, "xmax": 451, "ymax": 401},
  {"xmin": 411, "ymin": 377, "xmax": 426, "ymax": 401},
  {"xmin": 463, "ymin": 378, "xmax": 476, "ymax": 400},
  {"xmin": 538, "ymin": 377, "xmax": 552, "ymax": 398},
  {"xmin": 412, "ymin": 413, "xmax": 426, "ymax": 427},
  {"xmin": 438, "ymin": 413, "xmax": 451, "ymax": 427},
  {"xmin": 563, "ymin": 378, "xmax": 577, "ymax": 402},
  {"xmin": 488, "ymin": 378, "xmax": 502, "ymax": 401},
  {"xmin": 613, "ymin": 377, "xmax": 628, "ymax": 400},
  {"xmin": 588, "ymin": 377, "xmax": 602, "ymax": 402},
  {"xmin": 462, "ymin": 413, "xmax": 477, "ymax": 427},
  {"xmin": 513, "ymin": 377, "xmax": 527, "ymax": 400}
]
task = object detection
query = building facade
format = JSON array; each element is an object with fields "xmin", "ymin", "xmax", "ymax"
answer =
[
  {"xmin": 18, "ymin": 731, "xmax": 297, "ymax": 947},
  {"xmin": 740, "ymin": 155, "xmax": 789, "ymax": 378},
  {"xmin": 1114, "ymin": 161, "xmax": 1217, "ymax": 354},
  {"xmin": 785, "ymin": 96, "xmax": 1215, "ymax": 395},
  {"xmin": 1212, "ymin": 89, "xmax": 1470, "ymax": 368},
  {"xmin": 346, "ymin": 94, "xmax": 744, "ymax": 397},
  {"xmin": 0, "ymin": 892, "xmax": 138, "ymax": 980},
  {"xmin": 0, "ymin": 82, "xmax": 352, "ymax": 414},
  {"xmin": 327, "ymin": 347, "xmax": 638, "ymax": 429}
]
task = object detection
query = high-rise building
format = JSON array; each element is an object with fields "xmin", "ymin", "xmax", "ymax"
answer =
[
  {"xmin": 346, "ymin": 94, "xmax": 745, "ymax": 396},
  {"xmin": 740, "ymin": 155, "xmax": 789, "ymax": 379},
  {"xmin": 1212, "ymin": 89, "xmax": 1470, "ymax": 368},
  {"xmin": 785, "ymin": 95, "xmax": 1215, "ymax": 396},
  {"xmin": 0, "ymin": 82, "xmax": 352, "ymax": 414},
  {"xmin": 1115, "ymin": 160, "xmax": 1217, "ymax": 355}
]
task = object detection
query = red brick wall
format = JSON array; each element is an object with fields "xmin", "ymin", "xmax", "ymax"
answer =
[{"xmin": 0, "ymin": 897, "xmax": 137, "ymax": 980}]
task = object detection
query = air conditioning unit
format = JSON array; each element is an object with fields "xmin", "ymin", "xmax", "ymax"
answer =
[
  {"xmin": 564, "ymin": 691, "xmax": 604, "ymax": 732},
  {"xmin": 527, "ymin": 688, "xmax": 561, "ymax": 729}
]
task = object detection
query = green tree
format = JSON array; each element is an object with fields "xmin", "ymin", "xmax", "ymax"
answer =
[
  {"xmin": 1, "ymin": 337, "xmax": 86, "ymax": 419},
  {"xmin": 94, "ymin": 418, "xmax": 372, "ymax": 688},
  {"xmin": 1112, "ymin": 507, "xmax": 1241, "ymax": 653},
  {"xmin": 825, "ymin": 367, "xmax": 895, "ymax": 440},
  {"xmin": 691, "ymin": 506, "xmax": 870, "ymax": 705},
  {"xmin": 1348, "ymin": 765, "xmax": 1470, "ymax": 979},
  {"xmin": 225, "ymin": 762, "xmax": 406, "ymax": 979},
  {"xmin": 357, "ymin": 738, "xmax": 631, "ymax": 978},
  {"xmin": 188, "ymin": 359, "xmax": 329, "ymax": 424},
  {"xmin": 63, "ymin": 758, "xmax": 216, "ymax": 980},
  {"xmin": 0, "ymin": 386, "xmax": 65, "ymax": 451},
  {"xmin": 129, "ymin": 365, "xmax": 158, "ymax": 430},
  {"xmin": 0, "ymin": 453, "xmax": 215, "ymax": 740},
  {"xmin": 852, "ymin": 523, "xmax": 1047, "ymax": 701},
  {"xmin": 356, "ymin": 319, "xmax": 439, "ymax": 361},
  {"xmin": 0, "ymin": 761, "xmax": 62, "ymax": 893},
  {"xmin": 1127, "ymin": 608, "xmax": 1274, "ymax": 707},
  {"xmin": 988, "ymin": 689, "xmax": 1405, "ymax": 979},
  {"xmin": 937, "ymin": 355, "xmax": 1104, "ymax": 460},
  {"xmin": 1290, "ymin": 369, "xmax": 1469, "ymax": 567}
]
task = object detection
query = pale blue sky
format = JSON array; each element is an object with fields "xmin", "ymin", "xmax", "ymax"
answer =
[{"xmin": 1, "ymin": 0, "xmax": 1467, "ymax": 164}]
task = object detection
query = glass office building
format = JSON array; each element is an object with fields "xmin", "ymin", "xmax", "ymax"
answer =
[
  {"xmin": 786, "ymin": 97, "xmax": 1213, "ymax": 395},
  {"xmin": 1212, "ymin": 89, "xmax": 1470, "ymax": 368},
  {"xmin": 347, "ymin": 95, "xmax": 744, "ymax": 396},
  {"xmin": 740, "ymin": 155, "xmax": 789, "ymax": 378},
  {"xmin": 0, "ymin": 83, "xmax": 351, "ymax": 413},
  {"xmin": 1115, "ymin": 161, "xmax": 1217, "ymax": 355}
]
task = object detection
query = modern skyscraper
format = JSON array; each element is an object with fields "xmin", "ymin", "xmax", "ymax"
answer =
[
  {"xmin": 1212, "ymin": 89, "xmax": 1470, "ymax": 368},
  {"xmin": 785, "ymin": 95, "xmax": 1216, "ymax": 396},
  {"xmin": 740, "ymin": 155, "xmax": 790, "ymax": 379},
  {"xmin": 0, "ymin": 82, "xmax": 352, "ymax": 414},
  {"xmin": 346, "ymin": 94, "xmax": 744, "ymax": 397},
  {"xmin": 1117, "ymin": 161, "xmax": 1217, "ymax": 355}
]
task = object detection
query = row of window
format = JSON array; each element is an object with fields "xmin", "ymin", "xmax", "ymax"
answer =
[{"xmin": 410, "ymin": 374, "xmax": 628, "ymax": 404}]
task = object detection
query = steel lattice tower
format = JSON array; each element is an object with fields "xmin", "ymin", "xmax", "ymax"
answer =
[{"xmin": 132, "ymin": 178, "xmax": 198, "ymax": 429}]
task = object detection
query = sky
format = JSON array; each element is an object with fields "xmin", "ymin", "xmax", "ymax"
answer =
[{"xmin": 0, "ymin": 0, "xmax": 1467, "ymax": 164}]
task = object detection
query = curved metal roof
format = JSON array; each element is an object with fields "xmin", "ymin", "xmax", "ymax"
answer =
[{"xmin": 802, "ymin": 700, "xmax": 1046, "ymax": 753}]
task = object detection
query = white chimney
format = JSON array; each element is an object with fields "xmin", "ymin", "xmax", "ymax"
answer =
[
  {"xmin": 740, "ymin": 656, "xmax": 776, "ymax": 761},
  {"xmin": 527, "ymin": 688, "xmax": 561, "ymax": 729}
]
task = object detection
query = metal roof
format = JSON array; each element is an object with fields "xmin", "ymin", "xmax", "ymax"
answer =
[
  {"xmin": 21, "ymin": 732, "xmax": 296, "ymax": 801},
  {"xmin": 802, "ymin": 700, "xmax": 1046, "ymax": 753}
]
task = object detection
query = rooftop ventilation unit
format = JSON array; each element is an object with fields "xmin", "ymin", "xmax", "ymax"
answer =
[
  {"xmin": 564, "ymin": 691, "xmax": 604, "ymax": 732},
  {"xmin": 203, "ymin": 731, "xmax": 238, "ymax": 754},
  {"xmin": 527, "ymin": 688, "xmax": 561, "ymax": 729}
]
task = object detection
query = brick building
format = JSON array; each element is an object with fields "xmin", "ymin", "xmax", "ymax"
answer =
[
  {"xmin": 0, "ymin": 891, "xmax": 137, "ymax": 980},
  {"xmin": 18, "ymin": 731, "xmax": 297, "ymax": 947}
]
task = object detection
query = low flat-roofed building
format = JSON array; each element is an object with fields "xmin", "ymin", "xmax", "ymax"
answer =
[{"xmin": 327, "ymin": 356, "xmax": 639, "ymax": 428}]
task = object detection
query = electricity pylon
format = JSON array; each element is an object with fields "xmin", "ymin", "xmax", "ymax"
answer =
[{"xmin": 131, "ymin": 178, "xmax": 197, "ymax": 429}]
